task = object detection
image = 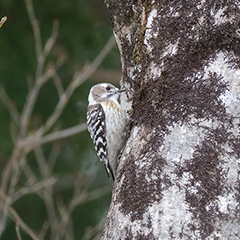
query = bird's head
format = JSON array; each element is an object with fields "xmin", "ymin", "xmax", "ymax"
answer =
[{"xmin": 88, "ymin": 83, "xmax": 125, "ymax": 105}]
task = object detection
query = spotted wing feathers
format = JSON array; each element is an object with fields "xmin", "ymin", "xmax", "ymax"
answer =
[{"xmin": 87, "ymin": 104, "xmax": 114, "ymax": 179}]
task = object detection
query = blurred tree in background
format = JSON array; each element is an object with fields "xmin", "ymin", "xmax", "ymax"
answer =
[{"xmin": 0, "ymin": 0, "xmax": 121, "ymax": 239}]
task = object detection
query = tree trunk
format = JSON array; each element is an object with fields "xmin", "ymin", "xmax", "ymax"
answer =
[{"xmin": 102, "ymin": 1, "xmax": 240, "ymax": 239}]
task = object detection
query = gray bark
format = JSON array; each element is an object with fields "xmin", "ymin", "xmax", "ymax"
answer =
[{"xmin": 102, "ymin": 1, "xmax": 240, "ymax": 239}]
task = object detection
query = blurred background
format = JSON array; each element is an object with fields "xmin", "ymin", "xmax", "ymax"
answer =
[{"xmin": 0, "ymin": 0, "xmax": 121, "ymax": 239}]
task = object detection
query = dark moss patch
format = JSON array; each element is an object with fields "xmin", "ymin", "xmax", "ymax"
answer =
[
  {"xmin": 120, "ymin": 1, "xmax": 240, "ymax": 130},
  {"xmin": 105, "ymin": 0, "xmax": 240, "ymax": 237},
  {"xmin": 118, "ymin": 152, "xmax": 164, "ymax": 221},
  {"xmin": 185, "ymin": 145, "xmax": 222, "ymax": 238},
  {"xmin": 175, "ymin": 126, "xmax": 233, "ymax": 238},
  {"xmin": 133, "ymin": 67, "xmax": 228, "ymax": 132},
  {"xmin": 113, "ymin": 0, "xmax": 239, "ymax": 228},
  {"xmin": 134, "ymin": 232, "xmax": 155, "ymax": 240},
  {"xmin": 124, "ymin": 228, "xmax": 134, "ymax": 240}
]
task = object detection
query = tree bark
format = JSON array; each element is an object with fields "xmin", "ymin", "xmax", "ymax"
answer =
[{"xmin": 102, "ymin": 1, "xmax": 240, "ymax": 239}]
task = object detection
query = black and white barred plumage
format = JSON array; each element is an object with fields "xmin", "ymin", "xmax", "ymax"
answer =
[
  {"xmin": 87, "ymin": 104, "xmax": 111, "ymax": 177},
  {"xmin": 87, "ymin": 83, "xmax": 128, "ymax": 180}
]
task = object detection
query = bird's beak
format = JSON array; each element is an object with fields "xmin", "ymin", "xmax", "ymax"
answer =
[{"xmin": 117, "ymin": 89, "xmax": 125, "ymax": 94}]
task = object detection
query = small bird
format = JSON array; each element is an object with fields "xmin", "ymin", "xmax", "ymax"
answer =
[{"xmin": 87, "ymin": 83, "xmax": 128, "ymax": 180}]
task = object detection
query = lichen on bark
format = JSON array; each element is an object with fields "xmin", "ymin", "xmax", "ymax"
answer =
[{"xmin": 102, "ymin": 1, "xmax": 240, "ymax": 239}]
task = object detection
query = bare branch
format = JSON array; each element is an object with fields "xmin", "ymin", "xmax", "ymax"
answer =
[
  {"xmin": 1, "ymin": 146, "xmax": 25, "ymax": 196},
  {"xmin": 43, "ymin": 19, "xmax": 59, "ymax": 57},
  {"xmin": 8, "ymin": 157, "xmax": 27, "ymax": 196},
  {"xmin": 52, "ymin": 70, "xmax": 64, "ymax": 97},
  {"xmin": 34, "ymin": 146, "xmax": 49, "ymax": 178},
  {"xmin": 41, "ymin": 123, "xmax": 87, "ymax": 145},
  {"xmin": 15, "ymin": 223, "xmax": 23, "ymax": 240},
  {"xmin": 55, "ymin": 184, "xmax": 110, "ymax": 240},
  {"xmin": 81, "ymin": 217, "xmax": 105, "ymax": 240},
  {"xmin": 25, "ymin": 0, "xmax": 42, "ymax": 58},
  {"xmin": 0, "ymin": 0, "xmax": 115, "ymax": 238},
  {"xmin": 38, "ymin": 221, "xmax": 50, "ymax": 240},
  {"xmin": 10, "ymin": 121, "xmax": 19, "ymax": 144},
  {"xmin": 72, "ymin": 35, "xmax": 116, "ymax": 89},
  {"xmin": 80, "ymin": 186, "xmax": 111, "ymax": 205},
  {"xmin": 22, "ymin": 162, "xmax": 38, "ymax": 185},
  {"xmin": 0, "ymin": 191, "xmax": 40, "ymax": 240},
  {"xmin": 0, "ymin": 86, "xmax": 20, "ymax": 126},
  {"xmin": 37, "ymin": 35, "xmax": 116, "ymax": 135},
  {"xmin": 8, "ymin": 204, "xmax": 40, "ymax": 240},
  {"xmin": 19, "ymin": 64, "xmax": 55, "ymax": 138},
  {"xmin": 10, "ymin": 177, "xmax": 56, "ymax": 204},
  {"xmin": 64, "ymin": 218, "xmax": 74, "ymax": 240},
  {"xmin": 48, "ymin": 145, "xmax": 61, "ymax": 170},
  {"xmin": 21, "ymin": 0, "xmax": 59, "ymax": 138},
  {"xmin": 34, "ymin": 146, "xmax": 60, "ymax": 240}
]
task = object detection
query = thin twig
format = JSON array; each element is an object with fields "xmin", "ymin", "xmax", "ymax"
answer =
[
  {"xmin": 43, "ymin": 19, "xmax": 59, "ymax": 57},
  {"xmin": 0, "ymin": 16, "xmax": 7, "ymax": 28},
  {"xmin": 10, "ymin": 177, "xmax": 56, "ymax": 204},
  {"xmin": 16, "ymin": 223, "xmax": 23, "ymax": 240},
  {"xmin": 0, "ymin": 87, "xmax": 20, "ymax": 126},
  {"xmin": 73, "ymin": 35, "xmax": 116, "ymax": 89},
  {"xmin": 10, "ymin": 120, "xmax": 19, "ymax": 144},
  {"xmin": 8, "ymin": 204, "xmax": 40, "ymax": 240},
  {"xmin": 8, "ymin": 156, "xmax": 27, "ymax": 196},
  {"xmin": 19, "ymin": 64, "xmax": 55, "ymax": 137},
  {"xmin": 0, "ymin": 1, "xmax": 115, "ymax": 238},
  {"xmin": 41, "ymin": 189, "xmax": 59, "ymax": 240},
  {"xmin": 81, "ymin": 216, "xmax": 105, "ymax": 240},
  {"xmin": 56, "ymin": 184, "xmax": 110, "ymax": 240},
  {"xmin": 52, "ymin": 71, "xmax": 64, "ymax": 97},
  {"xmin": 48, "ymin": 145, "xmax": 61, "ymax": 170},
  {"xmin": 21, "ymin": 0, "xmax": 59, "ymax": 137},
  {"xmin": 26, "ymin": 0, "xmax": 44, "ymax": 88},
  {"xmin": 0, "ymin": 191, "xmax": 40, "ymax": 240},
  {"xmin": 41, "ymin": 123, "xmax": 87, "ymax": 145},
  {"xmin": 34, "ymin": 146, "xmax": 49, "ymax": 178},
  {"xmin": 1, "ymin": 146, "xmax": 24, "ymax": 197},
  {"xmin": 34, "ymin": 146, "xmax": 59, "ymax": 240},
  {"xmin": 38, "ymin": 221, "xmax": 50, "ymax": 240},
  {"xmin": 71, "ymin": 186, "xmax": 111, "ymax": 208},
  {"xmin": 22, "ymin": 162, "xmax": 38, "ymax": 185},
  {"xmin": 64, "ymin": 217, "xmax": 74, "ymax": 240},
  {"xmin": 25, "ymin": 0, "xmax": 42, "ymax": 58},
  {"xmin": 37, "ymin": 35, "xmax": 116, "ymax": 135}
]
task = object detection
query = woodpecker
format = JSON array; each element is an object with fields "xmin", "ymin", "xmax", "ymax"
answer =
[{"xmin": 87, "ymin": 83, "xmax": 128, "ymax": 180}]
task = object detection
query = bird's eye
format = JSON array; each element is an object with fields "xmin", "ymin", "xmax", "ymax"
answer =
[{"xmin": 106, "ymin": 86, "xmax": 111, "ymax": 90}]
